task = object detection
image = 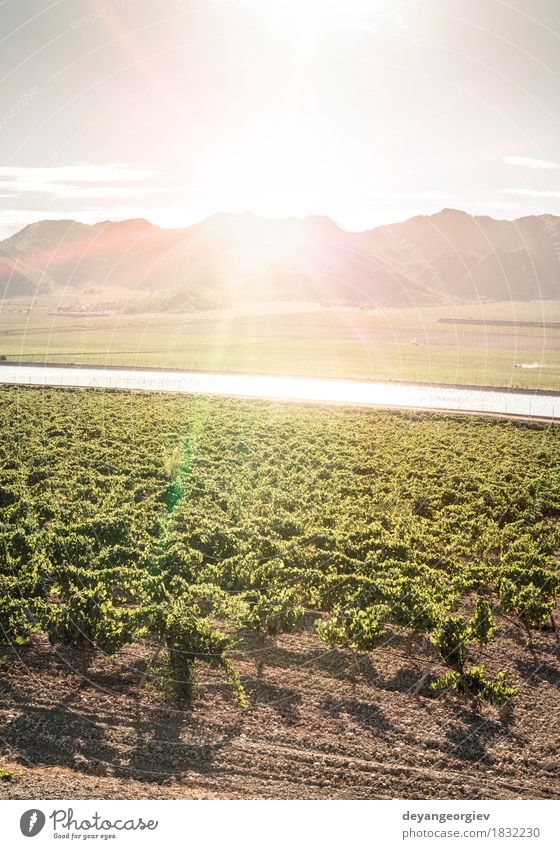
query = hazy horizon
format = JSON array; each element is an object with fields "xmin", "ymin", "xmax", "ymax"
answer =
[{"xmin": 3, "ymin": 203, "xmax": 560, "ymax": 243}]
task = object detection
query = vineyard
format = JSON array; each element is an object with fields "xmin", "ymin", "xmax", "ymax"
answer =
[{"xmin": 0, "ymin": 386, "xmax": 559, "ymax": 799}]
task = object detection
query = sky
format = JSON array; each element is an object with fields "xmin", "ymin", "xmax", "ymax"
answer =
[{"xmin": 0, "ymin": 0, "xmax": 560, "ymax": 237}]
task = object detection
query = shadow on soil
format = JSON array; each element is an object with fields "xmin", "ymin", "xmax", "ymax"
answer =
[{"xmin": 0, "ymin": 643, "xmax": 244, "ymax": 785}]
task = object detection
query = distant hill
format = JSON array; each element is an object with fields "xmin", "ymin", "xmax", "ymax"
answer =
[{"xmin": 0, "ymin": 209, "xmax": 559, "ymax": 308}]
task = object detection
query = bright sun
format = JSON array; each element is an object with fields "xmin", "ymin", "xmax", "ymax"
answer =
[{"xmin": 208, "ymin": 128, "xmax": 329, "ymax": 221}]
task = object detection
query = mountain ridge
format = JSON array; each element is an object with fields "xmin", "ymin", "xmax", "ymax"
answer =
[{"xmin": 1, "ymin": 208, "xmax": 559, "ymax": 309}]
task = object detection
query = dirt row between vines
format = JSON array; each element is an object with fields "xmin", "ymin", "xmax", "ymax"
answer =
[{"xmin": 0, "ymin": 624, "xmax": 558, "ymax": 800}]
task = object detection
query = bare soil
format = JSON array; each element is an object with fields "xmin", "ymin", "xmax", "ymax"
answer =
[{"xmin": 0, "ymin": 625, "xmax": 558, "ymax": 800}]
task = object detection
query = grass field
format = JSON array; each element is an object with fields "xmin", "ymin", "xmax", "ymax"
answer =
[{"xmin": 1, "ymin": 300, "xmax": 560, "ymax": 389}]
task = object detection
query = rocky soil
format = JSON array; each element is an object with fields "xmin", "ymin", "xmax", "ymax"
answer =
[{"xmin": 0, "ymin": 625, "xmax": 558, "ymax": 800}]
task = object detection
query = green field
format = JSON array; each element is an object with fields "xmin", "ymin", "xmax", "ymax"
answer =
[
  {"xmin": 1, "ymin": 385, "xmax": 558, "ymax": 701},
  {"xmin": 1, "ymin": 300, "xmax": 560, "ymax": 389}
]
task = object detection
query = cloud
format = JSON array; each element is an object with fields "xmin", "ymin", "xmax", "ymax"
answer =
[
  {"xmin": 0, "ymin": 182, "xmax": 187, "ymax": 199},
  {"xmin": 0, "ymin": 164, "xmax": 160, "ymax": 183},
  {"xmin": 0, "ymin": 163, "xmax": 173, "ymax": 202},
  {"xmin": 502, "ymin": 156, "xmax": 560, "ymax": 170},
  {"xmin": 500, "ymin": 189, "xmax": 560, "ymax": 198}
]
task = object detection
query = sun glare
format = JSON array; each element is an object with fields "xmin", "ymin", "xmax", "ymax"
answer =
[
  {"xmin": 197, "ymin": 0, "xmax": 404, "ymax": 226},
  {"xmin": 207, "ymin": 131, "xmax": 328, "ymax": 222}
]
